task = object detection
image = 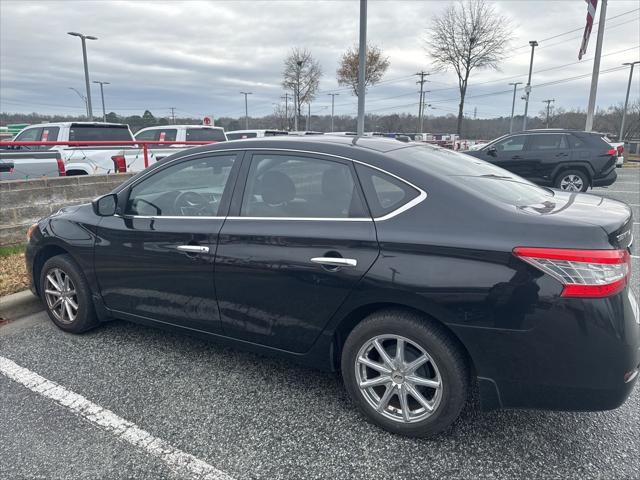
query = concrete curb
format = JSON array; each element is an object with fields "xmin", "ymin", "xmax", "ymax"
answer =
[{"xmin": 0, "ymin": 290, "xmax": 43, "ymax": 322}]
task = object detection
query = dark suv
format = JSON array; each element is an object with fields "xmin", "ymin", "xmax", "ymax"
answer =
[{"xmin": 465, "ymin": 130, "xmax": 618, "ymax": 192}]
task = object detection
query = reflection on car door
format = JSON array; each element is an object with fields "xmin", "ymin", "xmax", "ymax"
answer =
[
  {"xmin": 214, "ymin": 151, "xmax": 379, "ymax": 353},
  {"xmin": 94, "ymin": 153, "xmax": 241, "ymax": 332},
  {"xmin": 524, "ymin": 133, "xmax": 571, "ymax": 182}
]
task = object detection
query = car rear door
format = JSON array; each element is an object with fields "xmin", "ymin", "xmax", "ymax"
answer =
[
  {"xmin": 94, "ymin": 151, "xmax": 242, "ymax": 332},
  {"xmin": 525, "ymin": 133, "xmax": 571, "ymax": 183},
  {"xmin": 213, "ymin": 150, "xmax": 379, "ymax": 353}
]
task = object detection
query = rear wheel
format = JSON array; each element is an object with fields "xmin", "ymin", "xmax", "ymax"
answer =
[
  {"xmin": 40, "ymin": 254, "xmax": 99, "ymax": 333},
  {"xmin": 555, "ymin": 169, "xmax": 589, "ymax": 192},
  {"xmin": 341, "ymin": 309, "xmax": 469, "ymax": 437}
]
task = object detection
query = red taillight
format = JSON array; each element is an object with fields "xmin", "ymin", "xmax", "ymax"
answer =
[
  {"xmin": 111, "ymin": 155, "xmax": 127, "ymax": 173},
  {"xmin": 513, "ymin": 247, "xmax": 631, "ymax": 298},
  {"xmin": 607, "ymin": 148, "xmax": 617, "ymax": 156},
  {"xmin": 56, "ymin": 158, "xmax": 66, "ymax": 176},
  {"xmin": 616, "ymin": 145, "xmax": 624, "ymax": 155}
]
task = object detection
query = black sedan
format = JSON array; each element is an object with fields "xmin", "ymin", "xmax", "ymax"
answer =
[{"xmin": 25, "ymin": 136, "xmax": 639, "ymax": 437}]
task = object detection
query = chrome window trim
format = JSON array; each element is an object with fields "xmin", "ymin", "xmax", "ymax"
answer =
[
  {"xmin": 114, "ymin": 214, "xmax": 226, "ymax": 220},
  {"xmin": 121, "ymin": 147, "xmax": 427, "ymax": 222}
]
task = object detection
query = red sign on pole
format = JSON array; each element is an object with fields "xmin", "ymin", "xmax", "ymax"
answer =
[{"xmin": 203, "ymin": 116, "xmax": 212, "ymax": 126}]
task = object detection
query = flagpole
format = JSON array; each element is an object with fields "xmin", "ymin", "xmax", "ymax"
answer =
[{"xmin": 585, "ymin": 0, "xmax": 607, "ymax": 132}]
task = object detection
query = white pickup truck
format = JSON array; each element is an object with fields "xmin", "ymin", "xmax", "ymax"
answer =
[
  {"xmin": 2, "ymin": 122, "xmax": 192, "ymax": 179},
  {"xmin": 135, "ymin": 124, "xmax": 227, "ymax": 143}
]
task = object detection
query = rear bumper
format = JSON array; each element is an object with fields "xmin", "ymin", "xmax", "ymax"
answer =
[
  {"xmin": 593, "ymin": 168, "xmax": 617, "ymax": 187},
  {"xmin": 457, "ymin": 289, "xmax": 640, "ymax": 411}
]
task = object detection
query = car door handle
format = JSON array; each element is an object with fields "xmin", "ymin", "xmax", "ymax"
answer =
[
  {"xmin": 177, "ymin": 245, "xmax": 209, "ymax": 254},
  {"xmin": 310, "ymin": 257, "xmax": 357, "ymax": 268},
  {"xmin": 511, "ymin": 155, "xmax": 522, "ymax": 160}
]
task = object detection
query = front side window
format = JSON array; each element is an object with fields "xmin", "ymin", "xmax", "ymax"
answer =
[
  {"xmin": 528, "ymin": 134, "xmax": 568, "ymax": 151},
  {"xmin": 134, "ymin": 130, "xmax": 157, "ymax": 141},
  {"xmin": 494, "ymin": 135, "xmax": 526, "ymax": 152},
  {"xmin": 15, "ymin": 128, "xmax": 42, "ymax": 142},
  {"xmin": 355, "ymin": 164, "xmax": 420, "ymax": 218},
  {"xmin": 186, "ymin": 128, "xmax": 226, "ymax": 142},
  {"xmin": 241, "ymin": 154, "xmax": 367, "ymax": 218},
  {"xmin": 125, "ymin": 154, "xmax": 236, "ymax": 217}
]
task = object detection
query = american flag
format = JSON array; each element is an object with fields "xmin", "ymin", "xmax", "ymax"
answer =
[{"xmin": 579, "ymin": 0, "xmax": 598, "ymax": 60}]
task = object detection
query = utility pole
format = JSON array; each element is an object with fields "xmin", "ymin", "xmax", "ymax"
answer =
[
  {"xmin": 356, "ymin": 0, "xmax": 367, "ymax": 136},
  {"xmin": 281, "ymin": 93, "xmax": 290, "ymax": 130},
  {"xmin": 67, "ymin": 32, "xmax": 97, "ymax": 121},
  {"xmin": 169, "ymin": 107, "xmax": 176, "ymax": 124},
  {"xmin": 620, "ymin": 61, "xmax": 639, "ymax": 141},
  {"xmin": 542, "ymin": 99, "xmax": 555, "ymax": 127},
  {"xmin": 92, "ymin": 81, "xmax": 110, "ymax": 122},
  {"xmin": 328, "ymin": 93, "xmax": 339, "ymax": 132},
  {"xmin": 295, "ymin": 60, "xmax": 303, "ymax": 131},
  {"xmin": 522, "ymin": 40, "xmax": 538, "ymax": 131},
  {"xmin": 416, "ymin": 71, "xmax": 429, "ymax": 133},
  {"xmin": 240, "ymin": 92, "xmax": 252, "ymax": 129},
  {"xmin": 585, "ymin": 0, "xmax": 608, "ymax": 131},
  {"xmin": 508, "ymin": 82, "xmax": 522, "ymax": 133}
]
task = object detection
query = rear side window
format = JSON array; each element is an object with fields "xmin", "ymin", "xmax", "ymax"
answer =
[
  {"xmin": 527, "ymin": 134, "xmax": 568, "ymax": 150},
  {"xmin": 355, "ymin": 164, "xmax": 420, "ymax": 218},
  {"xmin": 568, "ymin": 135, "xmax": 587, "ymax": 149},
  {"xmin": 40, "ymin": 127, "xmax": 59, "ymax": 142},
  {"xmin": 186, "ymin": 128, "xmax": 226, "ymax": 142},
  {"xmin": 241, "ymin": 154, "xmax": 367, "ymax": 218},
  {"xmin": 227, "ymin": 132, "xmax": 257, "ymax": 140},
  {"xmin": 69, "ymin": 125, "xmax": 133, "ymax": 141}
]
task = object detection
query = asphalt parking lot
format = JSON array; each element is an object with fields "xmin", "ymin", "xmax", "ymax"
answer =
[{"xmin": 1, "ymin": 166, "xmax": 639, "ymax": 480}]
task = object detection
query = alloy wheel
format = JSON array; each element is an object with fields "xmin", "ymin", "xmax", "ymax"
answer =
[
  {"xmin": 559, "ymin": 174, "xmax": 584, "ymax": 192},
  {"xmin": 355, "ymin": 334, "xmax": 443, "ymax": 423},
  {"xmin": 44, "ymin": 268, "xmax": 78, "ymax": 324}
]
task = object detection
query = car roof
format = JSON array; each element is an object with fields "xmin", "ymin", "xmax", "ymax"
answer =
[
  {"xmin": 137, "ymin": 125, "xmax": 224, "ymax": 131},
  {"xmin": 24, "ymin": 122, "xmax": 128, "ymax": 128}
]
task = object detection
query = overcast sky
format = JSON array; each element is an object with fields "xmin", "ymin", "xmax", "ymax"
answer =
[{"xmin": 0, "ymin": 0, "xmax": 638, "ymax": 121}]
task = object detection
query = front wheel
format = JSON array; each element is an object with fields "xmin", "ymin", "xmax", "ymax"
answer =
[
  {"xmin": 341, "ymin": 310, "xmax": 469, "ymax": 437},
  {"xmin": 555, "ymin": 170, "xmax": 589, "ymax": 192},
  {"xmin": 40, "ymin": 254, "xmax": 99, "ymax": 333}
]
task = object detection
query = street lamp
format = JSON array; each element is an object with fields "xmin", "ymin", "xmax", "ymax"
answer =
[
  {"xmin": 508, "ymin": 82, "xmax": 522, "ymax": 133},
  {"xmin": 522, "ymin": 40, "xmax": 538, "ymax": 131},
  {"xmin": 68, "ymin": 87, "xmax": 88, "ymax": 117},
  {"xmin": 67, "ymin": 32, "xmax": 98, "ymax": 121},
  {"xmin": 93, "ymin": 81, "xmax": 110, "ymax": 122},
  {"xmin": 240, "ymin": 92, "xmax": 252, "ymax": 129},
  {"xmin": 620, "ymin": 61, "xmax": 640, "ymax": 141},
  {"xmin": 328, "ymin": 93, "xmax": 339, "ymax": 132}
]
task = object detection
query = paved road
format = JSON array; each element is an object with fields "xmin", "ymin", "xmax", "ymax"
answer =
[{"xmin": 1, "ymin": 166, "xmax": 638, "ymax": 480}]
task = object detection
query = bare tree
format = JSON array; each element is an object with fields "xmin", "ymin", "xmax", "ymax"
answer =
[
  {"xmin": 282, "ymin": 48, "xmax": 322, "ymax": 128},
  {"xmin": 426, "ymin": 0, "xmax": 512, "ymax": 136},
  {"xmin": 337, "ymin": 43, "xmax": 390, "ymax": 96}
]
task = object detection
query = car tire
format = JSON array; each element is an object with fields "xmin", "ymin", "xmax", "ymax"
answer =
[
  {"xmin": 554, "ymin": 169, "xmax": 589, "ymax": 192},
  {"xmin": 40, "ymin": 254, "xmax": 99, "ymax": 333},
  {"xmin": 341, "ymin": 309, "xmax": 469, "ymax": 438}
]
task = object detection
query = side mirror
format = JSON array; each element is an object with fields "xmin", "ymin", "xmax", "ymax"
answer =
[
  {"xmin": 486, "ymin": 146, "xmax": 497, "ymax": 156},
  {"xmin": 92, "ymin": 193, "xmax": 118, "ymax": 216}
]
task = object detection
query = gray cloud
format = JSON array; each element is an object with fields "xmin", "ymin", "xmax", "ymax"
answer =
[{"xmin": 1, "ymin": 0, "xmax": 638, "ymax": 120}]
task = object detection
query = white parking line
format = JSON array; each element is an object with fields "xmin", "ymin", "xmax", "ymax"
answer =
[{"xmin": 0, "ymin": 356, "xmax": 234, "ymax": 480}]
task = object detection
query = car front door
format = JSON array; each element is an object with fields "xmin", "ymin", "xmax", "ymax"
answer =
[
  {"xmin": 484, "ymin": 135, "xmax": 530, "ymax": 177},
  {"xmin": 214, "ymin": 151, "xmax": 379, "ymax": 353},
  {"xmin": 94, "ymin": 152, "xmax": 241, "ymax": 332}
]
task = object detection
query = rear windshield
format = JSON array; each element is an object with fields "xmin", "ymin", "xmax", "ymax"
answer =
[
  {"xmin": 227, "ymin": 132, "xmax": 257, "ymax": 140},
  {"xmin": 69, "ymin": 125, "xmax": 133, "ymax": 141},
  {"xmin": 185, "ymin": 128, "xmax": 226, "ymax": 142},
  {"xmin": 390, "ymin": 145, "xmax": 554, "ymax": 207}
]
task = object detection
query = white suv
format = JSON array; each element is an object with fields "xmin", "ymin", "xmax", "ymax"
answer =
[{"xmin": 135, "ymin": 125, "xmax": 227, "ymax": 143}]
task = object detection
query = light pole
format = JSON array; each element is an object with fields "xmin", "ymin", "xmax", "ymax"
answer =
[
  {"xmin": 619, "ymin": 61, "xmax": 639, "ymax": 141},
  {"xmin": 508, "ymin": 82, "xmax": 522, "ymax": 133},
  {"xmin": 240, "ymin": 92, "xmax": 252, "ymax": 129},
  {"xmin": 67, "ymin": 32, "xmax": 97, "ymax": 121},
  {"xmin": 68, "ymin": 87, "xmax": 88, "ymax": 117},
  {"xmin": 93, "ymin": 81, "xmax": 110, "ymax": 122},
  {"xmin": 328, "ymin": 93, "xmax": 339, "ymax": 132},
  {"xmin": 356, "ymin": 0, "xmax": 368, "ymax": 136},
  {"xmin": 522, "ymin": 40, "xmax": 538, "ymax": 131}
]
